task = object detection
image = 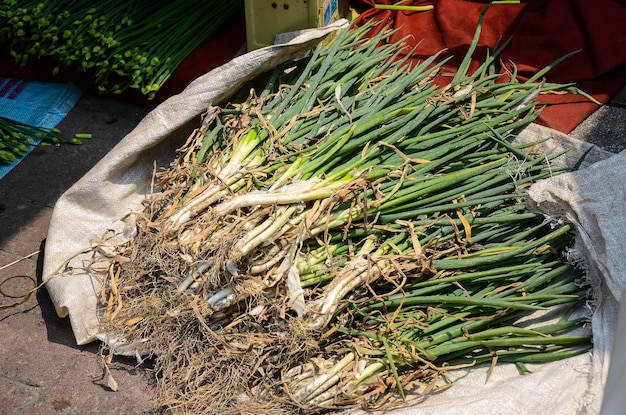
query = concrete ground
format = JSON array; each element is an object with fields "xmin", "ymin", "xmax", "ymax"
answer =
[
  {"xmin": 0, "ymin": 95, "xmax": 155, "ymax": 414},
  {"xmin": 0, "ymin": 81, "xmax": 624, "ymax": 414}
]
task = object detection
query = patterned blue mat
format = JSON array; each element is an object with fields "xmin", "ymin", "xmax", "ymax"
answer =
[{"xmin": 0, "ymin": 78, "xmax": 82, "ymax": 180}]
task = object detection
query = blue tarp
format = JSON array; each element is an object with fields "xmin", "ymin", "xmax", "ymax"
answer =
[{"xmin": 0, "ymin": 78, "xmax": 82, "ymax": 180}]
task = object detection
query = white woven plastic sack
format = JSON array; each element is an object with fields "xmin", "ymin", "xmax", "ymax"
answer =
[
  {"xmin": 528, "ymin": 146, "xmax": 626, "ymax": 415},
  {"xmin": 43, "ymin": 20, "xmax": 626, "ymax": 415}
]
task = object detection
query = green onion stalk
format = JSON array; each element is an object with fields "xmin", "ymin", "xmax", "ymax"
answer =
[
  {"xmin": 0, "ymin": 0, "xmax": 244, "ymax": 99},
  {"xmin": 0, "ymin": 116, "xmax": 88, "ymax": 164},
  {"xmin": 90, "ymin": 14, "xmax": 592, "ymax": 415}
]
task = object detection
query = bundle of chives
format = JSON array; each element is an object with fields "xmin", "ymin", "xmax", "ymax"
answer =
[
  {"xmin": 88, "ymin": 14, "xmax": 591, "ymax": 414},
  {"xmin": 0, "ymin": 0, "xmax": 244, "ymax": 98}
]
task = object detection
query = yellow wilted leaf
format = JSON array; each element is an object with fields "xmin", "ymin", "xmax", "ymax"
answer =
[{"xmin": 124, "ymin": 316, "xmax": 144, "ymax": 326}]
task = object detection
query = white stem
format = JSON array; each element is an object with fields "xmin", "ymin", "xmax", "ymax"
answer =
[
  {"xmin": 207, "ymin": 287, "xmax": 235, "ymax": 309},
  {"xmin": 304, "ymin": 239, "xmax": 382, "ymax": 330},
  {"xmin": 320, "ymin": 238, "xmax": 377, "ymax": 314},
  {"xmin": 234, "ymin": 208, "xmax": 284, "ymax": 251},
  {"xmin": 312, "ymin": 361, "xmax": 385, "ymax": 406},
  {"xmin": 293, "ymin": 352, "xmax": 355, "ymax": 403},
  {"xmin": 235, "ymin": 206, "xmax": 298, "ymax": 256},
  {"xmin": 164, "ymin": 174, "xmax": 246, "ymax": 229},
  {"xmin": 212, "ymin": 178, "xmax": 325, "ymax": 217},
  {"xmin": 177, "ymin": 261, "xmax": 212, "ymax": 292},
  {"xmin": 249, "ymin": 244, "xmax": 289, "ymax": 274}
]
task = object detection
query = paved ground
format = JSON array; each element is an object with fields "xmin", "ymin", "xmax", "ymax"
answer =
[
  {"xmin": 0, "ymin": 94, "xmax": 156, "ymax": 415},
  {"xmin": 0, "ymin": 80, "xmax": 624, "ymax": 414}
]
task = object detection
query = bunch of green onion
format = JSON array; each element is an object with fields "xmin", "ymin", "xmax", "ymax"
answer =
[
  {"xmin": 0, "ymin": 0, "xmax": 244, "ymax": 98},
  {"xmin": 95, "ymin": 14, "xmax": 592, "ymax": 414},
  {"xmin": 0, "ymin": 116, "xmax": 88, "ymax": 164}
]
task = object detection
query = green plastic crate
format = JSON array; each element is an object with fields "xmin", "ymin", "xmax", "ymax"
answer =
[{"xmin": 244, "ymin": 0, "xmax": 349, "ymax": 51}]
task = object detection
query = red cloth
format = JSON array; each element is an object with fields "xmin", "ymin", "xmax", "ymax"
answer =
[{"xmin": 351, "ymin": 0, "xmax": 626, "ymax": 133}]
